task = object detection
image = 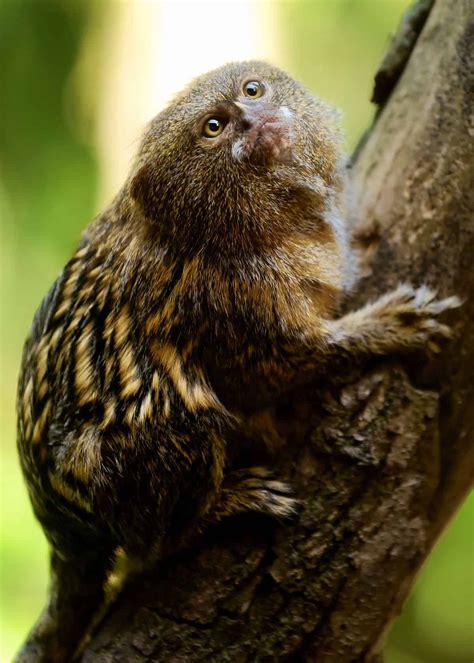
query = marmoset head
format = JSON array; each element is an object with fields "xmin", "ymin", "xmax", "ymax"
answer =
[{"xmin": 129, "ymin": 61, "xmax": 344, "ymax": 256}]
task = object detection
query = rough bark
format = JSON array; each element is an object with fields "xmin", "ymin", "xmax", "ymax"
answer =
[{"xmin": 82, "ymin": 0, "xmax": 473, "ymax": 660}]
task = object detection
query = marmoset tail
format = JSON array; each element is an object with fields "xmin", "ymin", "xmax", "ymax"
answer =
[{"xmin": 16, "ymin": 61, "xmax": 459, "ymax": 662}]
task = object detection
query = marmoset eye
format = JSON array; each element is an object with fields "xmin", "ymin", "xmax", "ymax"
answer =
[
  {"xmin": 243, "ymin": 80, "xmax": 264, "ymax": 98},
  {"xmin": 203, "ymin": 117, "xmax": 226, "ymax": 138}
]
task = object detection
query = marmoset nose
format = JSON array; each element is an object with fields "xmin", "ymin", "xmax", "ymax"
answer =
[
  {"xmin": 234, "ymin": 100, "xmax": 266, "ymax": 130},
  {"xmin": 231, "ymin": 100, "xmax": 295, "ymax": 165}
]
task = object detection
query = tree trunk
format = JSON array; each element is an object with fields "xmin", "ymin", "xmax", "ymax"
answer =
[{"xmin": 82, "ymin": 0, "xmax": 473, "ymax": 660}]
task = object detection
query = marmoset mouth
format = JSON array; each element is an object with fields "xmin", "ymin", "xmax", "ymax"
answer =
[{"xmin": 231, "ymin": 103, "xmax": 295, "ymax": 166}]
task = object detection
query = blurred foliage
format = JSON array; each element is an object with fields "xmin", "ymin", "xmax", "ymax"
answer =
[
  {"xmin": 280, "ymin": 0, "xmax": 400, "ymax": 148},
  {"xmin": 0, "ymin": 1, "xmax": 472, "ymax": 661},
  {"xmin": 0, "ymin": 1, "xmax": 98, "ymax": 658}
]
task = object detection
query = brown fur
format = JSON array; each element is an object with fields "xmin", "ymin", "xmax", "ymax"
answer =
[{"xmin": 16, "ymin": 61, "xmax": 458, "ymax": 663}]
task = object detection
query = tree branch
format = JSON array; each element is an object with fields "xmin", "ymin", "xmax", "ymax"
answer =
[{"xmin": 82, "ymin": 0, "xmax": 473, "ymax": 659}]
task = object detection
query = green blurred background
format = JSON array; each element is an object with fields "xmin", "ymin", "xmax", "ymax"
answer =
[{"xmin": 0, "ymin": 1, "xmax": 472, "ymax": 661}]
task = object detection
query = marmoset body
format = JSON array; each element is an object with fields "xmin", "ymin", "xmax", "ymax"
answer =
[{"xmin": 16, "ymin": 61, "xmax": 458, "ymax": 662}]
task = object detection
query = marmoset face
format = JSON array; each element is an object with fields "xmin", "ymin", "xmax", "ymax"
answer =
[{"xmin": 131, "ymin": 61, "xmax": 342, "ymax": 253}]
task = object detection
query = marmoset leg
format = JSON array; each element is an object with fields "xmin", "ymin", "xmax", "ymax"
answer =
[
  {"xmin": 15, "ymin": 547, "xmax": 113, "ymax": 663},
  {"xmin": 171, "ymin": 467, "xmax": 299, "ymax": 552},
  {"xmin": 206, "ymin": 467, "xmax": 299, "ymax": 522},
  {"xmin": 323, "ymin": 284, "xmax": 461, "ymax": 358},
  {"xmin": 230, "ymin": 285, "xmax": 460, "ymax": 412}
]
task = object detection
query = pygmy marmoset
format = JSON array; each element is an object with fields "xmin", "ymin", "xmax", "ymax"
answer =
[{"xmin": 16, "ymin": 61, "xmax": 459, "ymax": 662}]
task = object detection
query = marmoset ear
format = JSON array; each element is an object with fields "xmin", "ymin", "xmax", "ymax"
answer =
[{"xmin": 130, "ymin": 162, "xmax": 158, "ymax": 221}]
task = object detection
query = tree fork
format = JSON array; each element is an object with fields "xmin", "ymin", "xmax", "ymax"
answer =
[{"xmin": 82, "ymin": 0, "xmax": 474, "ymax": 660}]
